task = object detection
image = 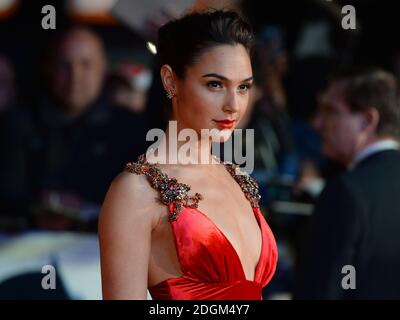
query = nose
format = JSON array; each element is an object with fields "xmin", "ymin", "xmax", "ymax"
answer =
[{"xmin": 222, "ymin": 89, "xmax": 240, "ymax": 114}]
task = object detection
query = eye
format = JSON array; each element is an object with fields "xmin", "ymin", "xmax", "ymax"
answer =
[
  {"xmin": 207, "ymin": 81, "xmax": 223, "ymax": 89},
  {"xmin": 238, "ymin": 83, "xmax": 252, "ymax": 93}
]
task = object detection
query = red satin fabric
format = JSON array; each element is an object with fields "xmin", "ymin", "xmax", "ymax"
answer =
[{"xmin": 149, "ymin": 204, "xmax": 278, "ymax": 300}]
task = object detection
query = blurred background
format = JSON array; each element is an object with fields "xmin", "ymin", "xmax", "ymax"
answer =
[{"xmin": 0, "ymin": 0, "xmax": 398, "ymax": 299}]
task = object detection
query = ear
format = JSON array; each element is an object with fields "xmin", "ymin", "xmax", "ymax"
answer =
[
  {"xmin": 361, "ymin": 107, "xmax": 380, "ymax": 133},
  {"xmin": 160, "ymin": 64, "xmax": 177, "ymax": 94}
]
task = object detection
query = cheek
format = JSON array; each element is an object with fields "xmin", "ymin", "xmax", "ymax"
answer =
[
  {"xmin": 328, "ymin": 120, "xmax": 358, "ymax": 152},
  {"xmin": 341, "ymin": 118, "xmax": 362, "ymax": 139},
  {"xmin": 326, "ymin": 117, "xmax": 348, "ymax": 135},
  {"xmin": 238, "ymin": 95, "xmax": 249, "ymax": 117},
  {"xmin": 180, "ymin": 86, "xmax": 220, "ymax": 116}
]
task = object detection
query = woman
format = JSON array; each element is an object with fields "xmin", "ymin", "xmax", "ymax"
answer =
[{"xmin": 98, "ymin": 9, "xmax": 278, "ymax": 300}]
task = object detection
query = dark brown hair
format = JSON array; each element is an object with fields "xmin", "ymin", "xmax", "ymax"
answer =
[
  {"xmin": 332, "ymin": 67, "xmax": 400, "ymax": 138},
  {"xmin": 157, "ymin": 9, "xmax": 255, "ymax": 79}
]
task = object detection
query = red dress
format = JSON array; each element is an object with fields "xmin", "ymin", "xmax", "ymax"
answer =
[{"xmin": 125, "ymin": 154, "xmax": 278, "ymax": 300}]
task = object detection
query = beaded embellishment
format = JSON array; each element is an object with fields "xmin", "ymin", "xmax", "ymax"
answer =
[
  {"xmin": 125, "ymin": 153, "xmax": 260, "ymax": 221},
  {"xmin": 223, "ymin": 162, "xmax": 261, "ymax": 208},
  {"xmin": 125, "ymin": 154, "xmax": 202, "ymax": 221}
]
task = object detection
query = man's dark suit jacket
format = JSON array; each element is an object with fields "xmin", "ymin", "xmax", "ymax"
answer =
[{"xmin": 294, "ymin": 149, "xmax": 400, "ymax": 299}]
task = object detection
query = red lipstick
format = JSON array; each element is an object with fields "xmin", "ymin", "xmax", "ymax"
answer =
[{"xmin": 213, "ymin": 119, "xmax": 235, "ymax": 129}]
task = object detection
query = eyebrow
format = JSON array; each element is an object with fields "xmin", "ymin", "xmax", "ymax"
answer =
[{"xmin": 202, "ymin": 73, "xmax": 253, "ymax": 82}]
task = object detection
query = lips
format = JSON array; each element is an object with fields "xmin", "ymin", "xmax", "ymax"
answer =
[{"xmin": 213, "ymin": 119, "xmax": 236, "ymax": 129}]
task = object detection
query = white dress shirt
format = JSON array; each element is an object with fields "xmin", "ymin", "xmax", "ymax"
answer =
[{"xmin": 348, "ymin": 139, "xmax": 400, "ymax": 171}]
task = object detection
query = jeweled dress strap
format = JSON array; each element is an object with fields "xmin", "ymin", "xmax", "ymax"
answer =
[
  {"xmin": 125, "ymin": 153, "xmax": 203, "ymax": 221},
  {"xmin": 220, "ymin": 160, "xmax": 261, "ymax": 208}
]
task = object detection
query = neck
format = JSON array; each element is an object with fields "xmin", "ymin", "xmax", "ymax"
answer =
[{"xmin": 148, "ymin": 120, "xmax": 215, "ymax": 165}]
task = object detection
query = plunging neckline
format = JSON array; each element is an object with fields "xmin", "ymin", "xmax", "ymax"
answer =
[
  {"xmin": 149, "ymin": 204, "xmax": 264, "ymax": 289},
  {"xmin": 185, "ymin": 205, "xmax": 264, "ymax": 283},
  {"xmin": 135, "ymin": 154, "xmax": 264, "ymax": 285}
]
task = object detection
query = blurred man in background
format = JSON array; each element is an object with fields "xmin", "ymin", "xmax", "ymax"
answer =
[
  {"xmin": 0, "ymin": 27, "xmax": 148, "ymax": 230},
  {"xmin": 46, "ymin": 28, "xmax": 106, "ymax": 117},
  {"xmin": 295, "ymin": 68, "xmax": 400, "ymax": 299}
]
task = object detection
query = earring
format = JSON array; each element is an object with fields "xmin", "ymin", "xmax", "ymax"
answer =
[{"xmin": 166, "ymin": 89, "xmax": 175, "ymax": 99}]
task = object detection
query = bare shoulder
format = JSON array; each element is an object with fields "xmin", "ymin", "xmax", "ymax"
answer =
[
  {"xmin": 98, "ymin": 170, "xmax": 161, "ymax": 299},
  {"xmin": 99, "ymin": 170, "xmax": 161, "ymax": 231}
]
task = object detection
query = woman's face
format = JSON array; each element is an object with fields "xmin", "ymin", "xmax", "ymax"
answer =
[{"xmin": 171, "ymin": 44, "xmax": 253, "ymax": 142}]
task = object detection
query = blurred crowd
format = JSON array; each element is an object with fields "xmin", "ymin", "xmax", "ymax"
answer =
[
  {"xmin": 1, "ymin": 0, "xmax": 400, "ymax": 299},
  {"xmin": 0, "ymin": 25, "xmax": 151, "ymax": 231}
]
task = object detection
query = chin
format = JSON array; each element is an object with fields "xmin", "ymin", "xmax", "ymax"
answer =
[{"xmin": 324, "ymin": 149, "xmax": 343, "ymax": 165}]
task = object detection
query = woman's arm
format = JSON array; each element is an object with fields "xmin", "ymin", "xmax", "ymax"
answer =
[{"xmin": 98, "ymin": 171, "xmax": 157, "ymax": 299}]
